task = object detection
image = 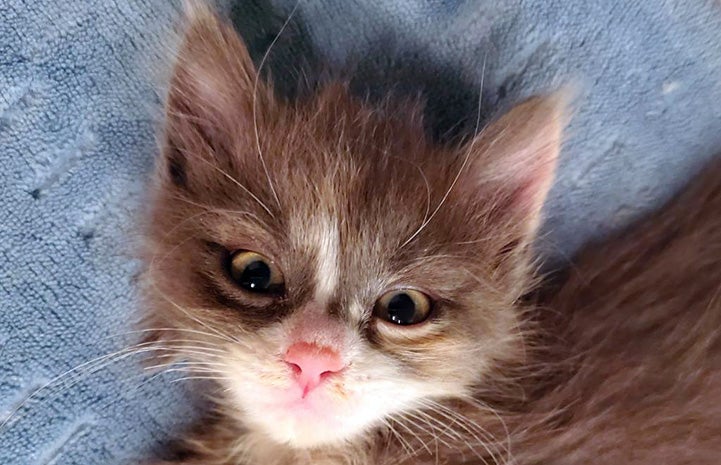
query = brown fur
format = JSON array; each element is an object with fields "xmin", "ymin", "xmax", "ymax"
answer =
[
  {"xmin": 141, "ymin": 5, "xmax": 721, "ymax": 465},
  {"xmin": 506, "ymin": 157, "xmax": 721, "ymax": 464},
  {"xmin": 368, "ymin": 164, "xmax": 721, "ymax": 465},
  {"xmin": 396, "ymin": 159, "xmax": 721, "ymax": 465}
]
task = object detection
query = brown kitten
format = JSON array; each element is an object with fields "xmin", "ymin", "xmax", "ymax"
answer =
[
  {"xmin": 143, "ymin": 5, "xmax": 721, "ymax": 465},
  {"xmin": 141, "ymin": 4, "xmax": 566, "ymax": 465}
]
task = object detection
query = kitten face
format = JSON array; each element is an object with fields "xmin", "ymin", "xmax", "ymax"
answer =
[{"xmin": 143, "ymin": 7, "xmax": 565, "ymax": 449}]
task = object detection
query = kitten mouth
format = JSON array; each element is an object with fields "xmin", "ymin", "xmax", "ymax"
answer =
[
  {"xmin": 284, "ymin": 381, "xmax": 349, "ymax": 408},
  {"xmin": 285, "ymin": 396, "xmax": 329, "ymax": 414},
  {"xmin": 256, "ymin": 389, "xmax": 353, "ymax": 446},
  {"xmin": 273, "ymin": 381, "xmax": 351, "ymax": 423}
]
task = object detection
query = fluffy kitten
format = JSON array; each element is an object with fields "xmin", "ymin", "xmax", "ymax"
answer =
[{"xmin": 141, "ymin": 5, "xmax": 721, "ymax": 465}]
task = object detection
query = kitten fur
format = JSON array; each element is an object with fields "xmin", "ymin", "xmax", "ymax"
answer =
[
  {"xmin": 391, "ymin": 157, "xmax": 721, "ymax": 465},
  {"xmin": 141, "ymin": 5, "xmax": 721, "ymax": 465},
  {"xmin": 507, "ymin": 155, "xmax": 721, "ymax": 465}
]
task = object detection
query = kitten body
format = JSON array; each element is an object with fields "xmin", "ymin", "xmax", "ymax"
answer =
[
  {"xmin": 507, "ymin": 157, "xmax": 721, "ymax": 464},
  {"xmin": 142, "ymin": 6, "xmax": 721, "ymax": 465}
]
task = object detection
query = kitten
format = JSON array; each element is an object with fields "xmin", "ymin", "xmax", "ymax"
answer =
[
  {"xmin": 141, "ymin": 4, "xmax": 721, "ymax": 465},
  {"xmin": 142, "ymin": 5, "xmax": 563, "ymax": 464}
]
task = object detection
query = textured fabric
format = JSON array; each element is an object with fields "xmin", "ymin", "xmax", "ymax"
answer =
[{"xmin": 1, "ymin": 1, "xmax": 720, "ymax": 463}]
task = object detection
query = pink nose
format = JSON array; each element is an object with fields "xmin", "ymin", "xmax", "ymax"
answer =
[{"xmin": 284, "ymin": 342, "xmax": 345, "ymax": 397}]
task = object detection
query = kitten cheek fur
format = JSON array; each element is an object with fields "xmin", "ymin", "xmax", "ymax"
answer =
[{"xmin": 141, "ymin": 2, "xmax": 569, "ymax": 460}]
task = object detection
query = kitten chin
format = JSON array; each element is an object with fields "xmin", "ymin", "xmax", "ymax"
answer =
[{"xmin": 140, "ymin": 3, "xmax": 570, "ymax": 464}]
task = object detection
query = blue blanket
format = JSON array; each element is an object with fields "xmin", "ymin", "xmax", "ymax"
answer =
[{"xmin": 1, "ymin": 1, "xmax": 720, "ymax": 463}]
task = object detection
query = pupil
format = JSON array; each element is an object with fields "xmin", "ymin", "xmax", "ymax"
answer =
[
  {"xmin": 387, "ymin": 293, "xmax": 417, "ymax": 325},
  {"xmin": 240, "ymin": 260, "xmax": 271, "ymax": 291}
]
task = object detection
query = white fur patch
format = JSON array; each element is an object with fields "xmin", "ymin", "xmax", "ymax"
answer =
[
  {"xmin": 290, "ymin": 213, "xmax": 340, "ymax": 305},
  {"xmin": 313, "ymin": 217, "xmax": 339, "ymax": 304}
]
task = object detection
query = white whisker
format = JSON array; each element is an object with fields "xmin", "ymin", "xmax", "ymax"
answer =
[
  {"xmin": 379, "ymin": 417, "xmax": 417, "ymax": 460},
  {"xmin": 400, "ymin": 52, "xmax": 488, "ymax": 248},
  {"xmin": 0, "ymin": 340, "xmax": 217, "ymax": 432},
  {"xmin": 390, "ymin": 413, "xmax": 434, "ymax": 457},
  {"xmin": 251, "ymin": 0, "xmax": 303, "ymax": 210}
]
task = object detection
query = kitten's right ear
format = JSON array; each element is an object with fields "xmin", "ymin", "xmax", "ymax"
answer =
[
  {"xmin": 458, "ymin": 91, "xmax": 571, "ymax": 255},
  {"xmin": 162, "ymin": 3, "xmax": 273, "ymax": 188}
]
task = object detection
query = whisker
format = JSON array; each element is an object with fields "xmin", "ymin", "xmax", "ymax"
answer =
[
  {"xmin": 165, "ymin": 195, "xmax": 263, "ymax": 222},
  {"xmin": 387, "ymin": 153, "xmax": 432, "ymax": 227},
  {"xmin": 390, "ymin": 413, "xmax": 435, "ymax": 457},
  {"xmin": 145, "ymin": 278, "xmax": 241, "ymax": 345},
  {"xmin": 111, "ymin": 327, "xmax": 240, "ymax": 346},
  {"xmin": 411, "ymin": 407, "xmax": 465, "ymax": 443},
  {"xmin": 400, "ymin": 51, "xmax": 488, "ymax": 248},
  {"xmin": 422, "ymin": 398, "xmax": 511, "ymax": 465},
  {"xmin": 400, "ymin": 410, "xmax": 456, "ymax": 452},
  {"xmin": 170, "ymin": 375, "xmax": 232, "ymax": 384},
  {"xmin": 145, "ymin": 360, "xmax": 227, "ymax": 372},
  {"xmin": 379, "ymin": 417, "xmax": 417, "ymax": 460},
  {"xmin": 457, "ymin": 396, "xmax": 513, "ymax": 461},
  {"xmin": 171, "ymin": 143, "xmax": 275, "ymax": 218},
  {"xmin": 251, "ymin": 0, "xmax": 303, "ymax": 210},
  {"xmin": 0, "ymin": 341, "xmax": 200, "ymax": 432}
]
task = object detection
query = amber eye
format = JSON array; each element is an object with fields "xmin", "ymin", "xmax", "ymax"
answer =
[
  {"xmin": 374, "ymin": 289, "xmax": 432, "ymax": 326},
  {"xmin": 228, "ymin": 251, "xmax": 284, "ymax": 294}
]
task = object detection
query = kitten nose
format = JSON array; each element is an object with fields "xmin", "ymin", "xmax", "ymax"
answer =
[{"xmin": 284, "ymin": 342, "xmax": 345, "ymax": 397}]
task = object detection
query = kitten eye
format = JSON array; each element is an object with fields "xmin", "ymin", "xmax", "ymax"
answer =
[
  {"xmin": 228, "ymin": 250, "xmax": 284, "ymax": 294},
  {"xmin": 374, "ymin": 289, "xmax": 432, "ymax": 326}
]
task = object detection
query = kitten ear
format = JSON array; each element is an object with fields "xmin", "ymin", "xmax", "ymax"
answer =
[
  {"xmin": 463, "ymin": 92, "xmax": 570, "ymax": 243},
  {"xmin": 162, "ymin": 3, "xmax": 272, "ymax": 187}
]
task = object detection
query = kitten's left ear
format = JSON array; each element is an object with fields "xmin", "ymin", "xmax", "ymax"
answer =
[
  {"xmin": 161, "ymin": 3, "xmax": 273, "ymax": 187},
  {"xmin": 461, "ymin": 91, "xmax": 571, "ymax": 244},
  {"xmin": 169, "ymin": 3, "xmax": 269, "ymax": 130}
]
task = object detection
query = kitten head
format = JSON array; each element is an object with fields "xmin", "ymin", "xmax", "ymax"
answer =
[{"xmin": 143, "ymin": 6, "xmax": 566, "ymax": 449}]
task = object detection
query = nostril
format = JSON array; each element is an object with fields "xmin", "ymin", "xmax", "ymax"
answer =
[
  {"xmin": 285, "ymin": 361, "xmax": 302, "ymax": 375},
  {"xmin": 319, "ymin": 369, "xmax": 335, "ymax": 381}
]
